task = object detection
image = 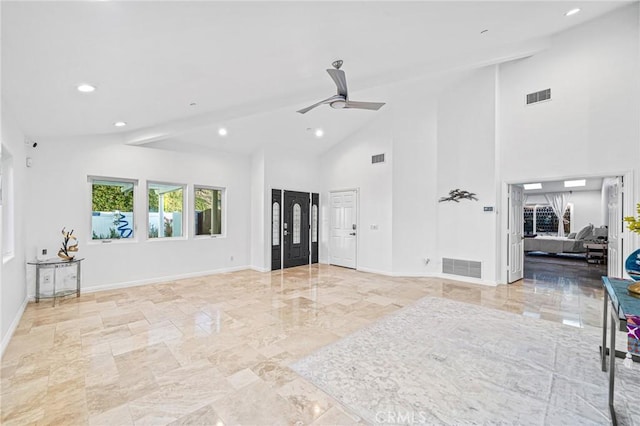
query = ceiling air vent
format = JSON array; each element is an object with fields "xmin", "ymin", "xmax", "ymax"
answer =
[
  {"xmin": 526, "ymin": 88, "xmax": 551, "ymax": 105},
  {"xmin": 371, "ymin": 153, "xmax": 385, "ymax": 164}
]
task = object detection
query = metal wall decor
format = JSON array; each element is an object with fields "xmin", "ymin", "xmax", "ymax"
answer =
[
  {"xmin": 439, "ymin": 189, "xmax": 478, "ymax": 203},
  {"xmin": 58, "ymin": 227, "xmax": 78, "ymax": 261}
]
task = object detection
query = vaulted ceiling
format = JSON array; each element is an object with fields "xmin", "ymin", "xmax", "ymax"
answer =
[{"xmin": 1, "ymin": 1, "xmax": 630, "ymax": 155}]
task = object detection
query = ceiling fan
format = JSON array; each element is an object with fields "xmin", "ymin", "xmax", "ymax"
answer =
[{"xmin": 297, "ymin": 60, "xmax": 386, "ymax": 114}]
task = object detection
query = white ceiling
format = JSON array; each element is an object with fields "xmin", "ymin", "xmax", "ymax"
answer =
[{"xmin": 1, "ymin": 1, "xmax": 631, "ymax": 155}]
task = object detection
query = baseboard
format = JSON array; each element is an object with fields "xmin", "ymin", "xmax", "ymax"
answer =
[
  {"xmin": 249, "ymin": 266, "xmax": 270, "ymax": 273},
  {"xmin": 32, "ymin": 265, "xmax": 252, "ymax": 297},
  {"xmin": 432, "ymin": 272, "xmax": 498, "ymax": 287},
  {"xmin": 390, "ymin": 271, "xmax": 433, "ymax": 278},
  {"xmin": 356, "ymin": 266, "xmax": 394, "ymax": 276},
  {"xmin": 1, "ymin": 296, "xmax": 28, "ymax": 359}
]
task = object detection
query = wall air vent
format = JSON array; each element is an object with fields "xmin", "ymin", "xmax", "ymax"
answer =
[
  {"xmin": 371, "ymin": 153, "xmax": 385, "ymax": 164},
  {"xmin": 442, "ymin": 258, "xmax": 482, "ymax": 279},
  {"xmin": 526, "ymin": 88, "xmax": 551, "ymax": 105}
]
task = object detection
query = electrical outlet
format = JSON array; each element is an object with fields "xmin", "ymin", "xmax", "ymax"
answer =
[{"xmin": 230, "ymin": 255, "xmax": 234, "ymax": 261}]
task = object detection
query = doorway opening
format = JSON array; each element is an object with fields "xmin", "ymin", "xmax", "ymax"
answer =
[{"xmin": 504, "ymin": 175, "xmax": 627, "ymax": 328}]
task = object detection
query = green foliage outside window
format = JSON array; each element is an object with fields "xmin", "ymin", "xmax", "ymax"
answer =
[
  {"xmin": 92, "ymin": 184, "xmax": 133, "ymax": 211},
  {"xmin": 148, "ymin": 189, "xmax": 183, "ymax": 213}
]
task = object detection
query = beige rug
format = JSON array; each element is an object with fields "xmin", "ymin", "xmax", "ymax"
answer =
[{"xmin": 291, "ymin": 296, "xmax": 640, "ymax": 425}]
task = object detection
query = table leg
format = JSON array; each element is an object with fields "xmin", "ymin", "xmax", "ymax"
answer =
[
  {"xmin": 35, "ymin": 266, "xmax": 41, "ymax": 303},
  {"xmin": 76, "ymin": 261, "xmax": 81, "ymax": 298},
  {"xmin": 52, "ymin": 268, "xmax": 57, "ymax": 307},
  {"xmin": 609, "ymin": 311, "xmax": 617, "ymax": 426},
  {"xmin": 602, "ymin": 291, "xmax": 608, "ymax": 371}
]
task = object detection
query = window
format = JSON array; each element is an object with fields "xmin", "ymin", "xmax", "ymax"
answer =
[
  {"xmin": 293, "ymin": 203, "xmax": 301, "ymax": 244},
  {"xmin": 148, "ymin": 182, "xmax": 185, "ymax": 239},
  {"xmin": 2, "ymin": 149, "xmax": 15, "ymax": 260},
  {"xmin": 312, "ymin": 204, "xmax": 318, "ymax": 243},
  {"xmin": 90, "ymin": 177, "xmax": 136, "ymax": 240},
  {"xmin": 272, "ymin": 202, "xmax": 280, "ymax": 246},
  {"xmin": 524, "ymin": 205, "xmax": 571, "ymax": 235},
  {"xmin": 194, "ymin": 186, "xmax": 224, "ymax": 236}
]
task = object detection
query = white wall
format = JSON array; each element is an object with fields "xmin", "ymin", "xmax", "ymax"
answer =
[
  {"xmin": 1, "ymin": 104, "xmax": 29, "ymax": 353},
  {"xmin": 25, "ymin": 136, "xmax": 252, "ymax": 293},
  {"xmin": 391, "ymin": 96, "xmax": 438, "ymax": 275},
  {"xmin": 436, "ymin": 66, "xmax": 498, "ymax": 283},
  {"xmin": 499, "ymin": 4, "xmax": 640, "ymax": 188},
  {"xmin": 571, "ymin": 191, "xmax": 603, "ymax": 231},
  {"xmin": 498, "ymin": 4, "xmax": 640, "ymax": 281},
  {"xmin": 250, "ymin": 149, "xmax": 266, "ymax": 271},
  {"xmin": 319, "ymin": 111, "xmax": 394, "ymax": 275}
]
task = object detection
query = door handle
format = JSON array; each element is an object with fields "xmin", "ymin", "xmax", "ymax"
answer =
[{"xmin": 349, "ymin": 232, "xmax": 356, "ymax": 236}]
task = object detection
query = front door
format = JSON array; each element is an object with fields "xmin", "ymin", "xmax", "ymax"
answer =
[
  {"xmin": 508, "ymin": 184, "xmax": 524, "ymax": 283},
  {"xmin": 283, "ymin": 191, "xmax": 310, "ymax": 268},
  {"xmin": 329, "ymin": 190, "xmax": 357, "ymax": 269}
]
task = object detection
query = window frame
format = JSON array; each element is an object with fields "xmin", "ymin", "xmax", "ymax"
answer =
[
  {"xmin": 146, "ymin": 181, "xmax": 187, "ymax": 241},
  {"xmin": 192, "ymin": 184, "xmax": 226, "ymax": 238},
  {"xmin": 88, "ymin": 176, "xmax": 138, "ymax": 243}
]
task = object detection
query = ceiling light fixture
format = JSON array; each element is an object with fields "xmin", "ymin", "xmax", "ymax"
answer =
[
  {"xmin": 113, "ymin": 121, "xmax": 127, "ymax": 127},
  {"xmin": 218, "ymin": 127, "xmax": 228, "ymax": 136},
  {"xmin": 314, "ymin": 129, "xmax": 324, "ymax": 138},
  {"xmin": 523, "ymin": 183, "xmax": 542, "ymax": 190},
  {"xmin": 564, "ymin": 179, "xmax": 586, "ymax": 188},
  {"xmin": 565, "ymin": 8, "xmax": 581, "ymax": 16},
  {"xmin": 77, "ymin": 84, "xmax": 96, "ymax": 93}
]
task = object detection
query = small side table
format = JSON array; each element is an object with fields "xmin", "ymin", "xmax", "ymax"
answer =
[
  {"xmin": 27, "ymin": 257, "xmax": 84, "ymax": 306},
  {"xmin": 585, "ymin": 243, "xmax": 607, "ymax": 264}
]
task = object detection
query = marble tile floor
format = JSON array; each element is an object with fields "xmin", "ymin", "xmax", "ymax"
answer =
[{"xmin": 1, "ymin": 262, "xmax": 608, "ymax": 425}]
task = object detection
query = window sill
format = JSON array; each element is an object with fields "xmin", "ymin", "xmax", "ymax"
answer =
[
  {"xmin": 194, "ymin": 235, "xmax": 226, "ymax": 240},
  {"xmin": 146, "ymin": 237, "xmax": 188, "ymax": 242},
  {"xmin": 87, "ymin": 238, "xmax": 138, "ymax": 246}
]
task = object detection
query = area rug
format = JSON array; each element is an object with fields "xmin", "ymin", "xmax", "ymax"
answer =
[{"xmin": 291, "ymin": 297, "xmax": 640, "ymax": 425}]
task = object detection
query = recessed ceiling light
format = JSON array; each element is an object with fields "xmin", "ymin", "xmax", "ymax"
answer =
[
  {"xmin": 523, "ymin": 183, "xmax": 542, "ymax": 190},
  {"xmin": 565, "ymin": 8, "xmax": 581, "ymax": 17},
  {"xmin": 564, "ymin": 179, "xmax": 586, "ymax": 188},
  {"xmin": 77, "ymin": 84, "xmax": 96, "ymax": 93},
  {"xmin": 218, "ymin": 127, "xmax": 228, "ymax": 136},
  {"xmin": 113, "ymin": 121, "xmax": 127, "ymax": 127},
  {"xmin": 314, "ymin": 129, "xmax": 324, "ymax": 138}
]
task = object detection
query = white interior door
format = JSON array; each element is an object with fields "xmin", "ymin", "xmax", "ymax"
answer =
[
  {"xmin": 508, "ymin": 184, "xmax": 524, "ymax": 283},
  {"xmin": 607, "ymin": 177, "xmax": 622, "ymax": 278},
  {"xmin": 329, "ymin": 190, "xmax": 357, "ymax": 268}
]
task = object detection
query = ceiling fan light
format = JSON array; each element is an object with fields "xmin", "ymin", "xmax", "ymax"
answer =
[{"xmin": 330, "ymin": 100, "xmax": 347, "ymax": 109}]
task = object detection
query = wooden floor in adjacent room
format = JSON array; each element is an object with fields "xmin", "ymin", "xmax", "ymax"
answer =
[{"xmin": 1, "ymin": 262, "xmax": 605, "ymax": 425}]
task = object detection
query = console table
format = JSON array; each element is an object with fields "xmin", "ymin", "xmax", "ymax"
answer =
[
  {"xmin": 601, "ymin": 276, "xmax": 640, "ymax": 425},
  {"xmin": 27, "ymin": 257, "xmax": 84, "ymax": 306}
]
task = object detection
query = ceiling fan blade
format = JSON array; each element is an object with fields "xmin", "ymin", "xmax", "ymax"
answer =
[
  {"xmin": 326, "ymin": 68, "xmax": 348, "ymax": 97},
  {"xmin": 345, "ymin": 100, "xmax": 386, "ymax": 111},
  {"xmin": 296, "ymin": 95, "xmax": 342, "ymax": 114}
]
